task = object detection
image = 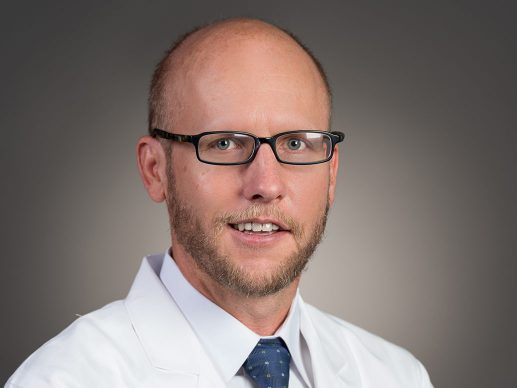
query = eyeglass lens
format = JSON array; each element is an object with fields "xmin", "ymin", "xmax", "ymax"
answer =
[{"xmin": 197, "ymin": 132, "xmax": 332, "ymax": 164}]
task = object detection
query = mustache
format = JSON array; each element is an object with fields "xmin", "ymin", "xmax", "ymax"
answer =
[{"xmin": 215, "ymin": 204, "xmax": 304, "ymax": 240}]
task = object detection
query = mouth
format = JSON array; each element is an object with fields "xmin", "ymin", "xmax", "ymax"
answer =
[
  {"xmin": 226, "ymin": 217, "xmax": 293, "ymax": 247},
  {"xmin": 229, "ymin": 220, "xmax": 286, "ymax": 234}
]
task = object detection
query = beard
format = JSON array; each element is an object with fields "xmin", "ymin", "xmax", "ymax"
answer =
[{"xmin": 165, "ymin": 162, "xmax": 329, "ymax": 297}]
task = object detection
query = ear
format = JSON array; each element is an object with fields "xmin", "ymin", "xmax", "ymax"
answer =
[
  {"xmin": 136, "ymin": 136, "xmax": 168, "ymax": 202},
  {"xmin": 327, "ymin": 145, "xmax": 339, "ymax": 206}
]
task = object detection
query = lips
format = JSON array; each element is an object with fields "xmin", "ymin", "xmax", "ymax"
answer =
[
  {"xmin": 231, "ymin": 221, "xmax": 281, "ymax": 232},
  {"xmin": 224, "ymin": 216, "xmax": 293, "ymax": 248},
  {"xmin": 228, "ymin": 217, "xmax": 290, "ymax": 235}
]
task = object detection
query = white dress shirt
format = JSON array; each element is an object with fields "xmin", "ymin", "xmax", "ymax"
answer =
[{"xmin": 159, "ymin": 251, "xmax": 312, "ymax": 387}]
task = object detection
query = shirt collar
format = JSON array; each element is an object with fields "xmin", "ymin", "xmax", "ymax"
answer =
[{"xmin": 159, "ymin": 250, "xmax": 309, "ymax": 384}]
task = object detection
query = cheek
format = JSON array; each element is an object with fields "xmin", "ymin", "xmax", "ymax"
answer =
[
  {"xmin": 173, "ymin": 161, "xmax": 238, "ymax": 212},
  {"xmin": 286, "ymin": 168, "xmax": 330, "ymax": 216}
]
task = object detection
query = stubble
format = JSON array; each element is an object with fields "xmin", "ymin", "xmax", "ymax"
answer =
[{"xmin": 165, "ymin": 158, "xmax": 329, "ymax": 297}]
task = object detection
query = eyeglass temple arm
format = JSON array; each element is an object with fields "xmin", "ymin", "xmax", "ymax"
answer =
[{"xmin": 152, "ymin": 129, "xmax": 195, "ymax": 143}]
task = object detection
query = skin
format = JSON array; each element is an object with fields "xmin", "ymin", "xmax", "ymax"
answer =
[{"xmin": 137, "ymin": 19, "xmax": 339, "ymax": 335}]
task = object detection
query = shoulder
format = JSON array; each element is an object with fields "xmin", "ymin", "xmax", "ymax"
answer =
[
  {"xmin": 304, "ymin": 302, "xmax": 415, "ymax": 361},
  {"xmin": 6, "ymin": 301, "xmax": 146, "ymax": 388},
  {"xmin": 302, "ymin": 302, "xmax": 433, "ymax": 387}
]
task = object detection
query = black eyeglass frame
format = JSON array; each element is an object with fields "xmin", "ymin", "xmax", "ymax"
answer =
[{"xmin": 152, "ymin": 128, "xmax": 345, "ymax": 166}]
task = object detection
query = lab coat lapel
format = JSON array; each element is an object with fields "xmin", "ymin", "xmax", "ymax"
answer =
[
  {"xmin": 124, "ymin": 255, "xmax": 362, "ymax": 387},
  {"xmin": 299, "ymin": 297, "xmax": 362, "ymax": 388},
  {"xmin": 124, "ymin": 254, "xmax": 226, "ymax": 388}
]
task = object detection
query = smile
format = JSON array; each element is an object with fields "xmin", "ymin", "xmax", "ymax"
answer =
[{"xmin": 230, "ymin": 222, "xmax": 281, "ymax": 233}]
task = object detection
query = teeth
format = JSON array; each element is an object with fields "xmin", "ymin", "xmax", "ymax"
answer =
[{"xmin": 233, "ymin": 222, "xmax": 281, "ymax": 232}]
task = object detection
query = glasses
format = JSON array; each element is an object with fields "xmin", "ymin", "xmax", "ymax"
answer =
[{"xmin": 152, "ymin": 129, "xmax": 344, "ymax": 165}]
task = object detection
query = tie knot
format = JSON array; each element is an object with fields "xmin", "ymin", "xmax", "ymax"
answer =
[{"xmin": 243, "ymin": 337, "xmax": 291, "ymax": 388}]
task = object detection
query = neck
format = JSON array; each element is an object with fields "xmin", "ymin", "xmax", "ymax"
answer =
[{"xmin": 171, "ymin": 246, "xmax": 299, "ymax": 336}]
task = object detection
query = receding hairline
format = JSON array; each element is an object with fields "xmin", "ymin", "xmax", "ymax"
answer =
[
  {"xmin": 172, "ymin": 18, "xmax": 301, "ymax": 60},
  {"xmin": 148, "ymin": 18, "xmax": 332, "ymax": 135}
]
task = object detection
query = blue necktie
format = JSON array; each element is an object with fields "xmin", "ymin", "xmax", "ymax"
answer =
[{"xmin": 243, "ymin": 337, "xmax": 291, "ymax": 388}]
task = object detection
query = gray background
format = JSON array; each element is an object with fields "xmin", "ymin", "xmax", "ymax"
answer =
[{"xmin": 1, "ymin": 1, "xmax": 515, "ymax": 386}]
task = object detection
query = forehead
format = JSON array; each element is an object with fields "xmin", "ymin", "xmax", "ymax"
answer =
[{"xmin": 165, "ymin": 26, "xmax": 329, "ymax": 134}]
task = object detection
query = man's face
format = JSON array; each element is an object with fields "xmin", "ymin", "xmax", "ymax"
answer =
[{"xmin": 164, "ymin": 35, "xmax": 338, "ymax": 297}]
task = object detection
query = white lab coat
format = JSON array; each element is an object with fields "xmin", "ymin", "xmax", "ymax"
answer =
[{"xmin": 6, "ymin": 254, "xmax": 433, "ymax": 387}]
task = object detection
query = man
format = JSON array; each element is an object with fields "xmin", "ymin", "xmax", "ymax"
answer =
[{"xmin": 6, "ymin": 18, "xmax": 433, "ymax": 387}]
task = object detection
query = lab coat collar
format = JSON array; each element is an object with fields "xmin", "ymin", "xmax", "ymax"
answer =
[
  {"xmin": 124, "ymin": 254, "xmax": 361, "ymax": 387},
  {"xmin": 124, "ymin": 254, "xmax": 205, "ymax": 375},
  {"xmin": 299, "ymin": 296, "xmax": 362, "ymax": 387}
]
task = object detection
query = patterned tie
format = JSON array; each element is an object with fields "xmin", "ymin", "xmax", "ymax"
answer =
[{"xmin": 243, "ymin": 337, "xmax": 291, "ymax": 388}]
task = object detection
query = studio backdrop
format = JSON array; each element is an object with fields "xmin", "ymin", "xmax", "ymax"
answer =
[{"xmin": 1, "ymin": 1, "xmax": 515, "ymax": 387}]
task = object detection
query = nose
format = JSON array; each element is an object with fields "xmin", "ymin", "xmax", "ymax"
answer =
[{"xmin": 241, "ymin": 143, "xmax": 286, "ymax": 203}]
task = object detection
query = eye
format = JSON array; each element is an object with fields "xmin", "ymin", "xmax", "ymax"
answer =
[
  {"xmin": 215, "ymin": 138, "xmax": 235, "ymax": 150},
  {"xmin": 287, "ymin": 138, "xmax": 306, "ymax": 151}
]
